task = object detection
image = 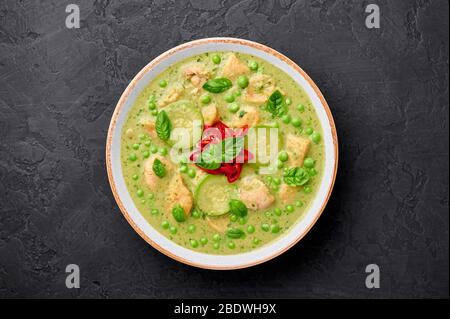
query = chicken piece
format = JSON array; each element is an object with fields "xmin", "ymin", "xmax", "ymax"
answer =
[
  {"xmin": 206, "ymin": 216, "xmax": 230, "ymax": 233},
  {"xmin": 279, "ymin": 184, "xmax": 299, "ymax": 205},
  {"xmin": 244, "ymin": 74, "xmax": 276, "ymax": 104},
  {"xmin": 231, "ymin": 106, "xmax": 260, "ymax": 128},
  {"xmin": 159, "ymin": 85, "xmax": 183, "ymax": 107},
  {"xmin": 139, "ymin": 117, "xmax": 157, "ymax": 138},
  {"xmin": 165, "ymin": 173, "xmax": 193, "ymax": 215},
  {"xmin": 184, "ymin": 63, "xmax": 209, "ymax": 88},
  {"xmin": 238, "ymin": 176, "xmax": 275, "ymax": 210},
  {"xmin": 221, "ymin": 53, "xmax": 250, "ymax": 79},
  {"xmin": 143, "ymin": 155, "xmax": 174, "ymax": 191},
  {"xmin": 201, "ymin": 104, "xmax": 219, "ymax": 126},
  {"xmin": 285, "ymin": 134, "xmax": 311, "ymax": 167}
]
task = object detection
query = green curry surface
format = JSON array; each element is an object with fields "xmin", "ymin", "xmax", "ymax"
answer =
[{"xmin": 121, "ymin": 52, "xmax": 324, "ymax": 254}]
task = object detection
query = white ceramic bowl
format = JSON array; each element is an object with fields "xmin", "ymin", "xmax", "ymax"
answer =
[{"xmin": 106, "ymin": 38, "xmax": 338, "ymax": 270}]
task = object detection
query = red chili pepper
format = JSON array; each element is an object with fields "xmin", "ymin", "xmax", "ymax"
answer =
[{"xmin": 192, "ymin": 121, "xmax": 253, "ymax": 183}]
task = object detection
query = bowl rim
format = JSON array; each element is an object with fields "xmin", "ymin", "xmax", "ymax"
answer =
[{"xmin": 106, "ymin": 37, "xmax": 339, "ymax": 270}]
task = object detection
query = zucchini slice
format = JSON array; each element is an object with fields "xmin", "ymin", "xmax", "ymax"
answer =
[
  {"xmin": 195, "ymin": 175, "xmax": 236, "ymax": 216},
  {"xmin": 165, "ymin": 100, "xmax": 203, "ymax": 149}
]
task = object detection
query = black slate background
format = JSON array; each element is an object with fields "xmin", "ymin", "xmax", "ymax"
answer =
[{"xmin": 0, "ymin": 0, "xmax": 448, "ymax": 299}]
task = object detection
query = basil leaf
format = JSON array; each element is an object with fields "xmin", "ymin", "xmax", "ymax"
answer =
[
  {"xmin": 229, "ymin": 199, "xmax": 248, "ymax": 217},
  {"xmin": 172, "ymin": 204, "xmax": 186, "ymax": 222},
  {"xmin": 222, "ymin": 137, "xmax": 244, "ymax": 163},
  {"xmin": 152, "ymin": 158, "xmax": 167, "ymax": 178},
  {"xmin": 226, "ymin": 228, "xmax": 245, "ymax": 239},
  {"xmin": 196, "ymin": 158, "xmax": 221, "ymax": 170},
  {"xmin": 203, "ymin": 78, "xmax": 232, "ymax": 93},
  {"xmin": 283, "ymin": 167, "xmax": 310, "ymax": 186},
  {"xmin": 155, "ymin": 110, "xmax": 171, "ymax": 141},
  {"xmin": 266, "ymin": 90, "xmax": 287, "ymax": 118},
  {"xmin": 197, "ymin": 142, "xmax": 222, "ymax": 170}
]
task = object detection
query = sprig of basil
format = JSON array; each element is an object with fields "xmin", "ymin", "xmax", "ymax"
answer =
[
  {"xmin": 172, "ymin": 204, "xmax": 186, "ymax": 222},
  {"xmin": 229, "ymin": 199, "xmax": 248, "ymax": 217},
  {"xmin": 283, "ymin": 167, "xmax": 310, "ymax": 186},
  {"xmin": 222, "ymin": 137, "xmax": 244, "ymax": 163},
  {"xmin": 203, "ymin": 78, "xmax": 232, "ymax": 93},
  {"xmin": 152, "ymin": 158, "xmax": 167, "ymax": 178},
  {"xmin": 266, "ymin": 90, "xmax": 287, "ymax": 118},
  {"xmin": 155, "ymin": 110, "xmax": 171, "ymax": 141},
  {"xmin": 226, "ymin": 228, "xmax": 245, "ymax": 239}
]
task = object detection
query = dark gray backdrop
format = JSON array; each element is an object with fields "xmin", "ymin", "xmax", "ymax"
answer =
[{"xmin": 0, "ymin": 0, "xmax": 448, "ymax": 298}]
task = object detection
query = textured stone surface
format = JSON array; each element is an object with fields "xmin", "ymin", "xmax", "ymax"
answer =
[{"xmin": 0, "ymin": 0, "xmax": 448, "ymax": 298}]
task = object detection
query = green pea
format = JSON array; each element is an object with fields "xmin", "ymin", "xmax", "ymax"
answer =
[
  {"xmin": 129, "ymin": 153, "xmax": 137, "ymax": 161},
  {"xmin": 132, "ymin": 174, "xmax": 138, "ymax": 181},
  {"xmin": 304, "ymin": 157, "xmax": 315, "ymax": 168},
  {"xmin": 261, "ymin": 223, "xmax": 270, "ymax": 232},
  {"xmin": 277, "ymin": 160, "xmax": 284, "ymax": 169},
  {"xmin": 274, "ymin": 208, "xmax": 282, "ymax": 216},
  {"xmin": 227, "ymin": 242, "xmax": 236, "ymax": 249},
  {"xmin": 278, "ymin": 151, "xmax": 289, "ymax": 162},
  {"xmin": 150, "ymin": 145, "xmax": 158, "ymax": 153},
  {"xmin": 238, "ymin": 217, "xmax": 247, "ymax": 225},
  {"xmin": 187, "ymin": 168, "xmax": 196, "ymax": 178},
  {"xmin": 308, "ymin": 168, "xmax": 317, "ymax": 176},
  {"xmin": 271, "ymin": 224, "xmax": 280, "ymax": 233},
  {"xmin": 213, "ymin": 242, "xmax": 220, "ymax": 249},
  {"xmin": 224, "ymin": 93, "xmax": 235, "ymax": 103},
  {"xmin": 228, "ymin": 102, "xmax": 240, "ymax": 113},
  {"xmin": 159, "ymin": 79, "xmax": 167, "ymax": 88},
  {"xmin": 188, "ymin": 225, "xmax": 196, "ymax": 233},
  {"xmin": 212, "ymin": 55, "xmax": 221, "ymax": 64},
  {"xmin": 151, "ymin": 109, "xmax": 158, "ymax": 116},
  {"xmin": 285, "ymin": 97, "xmax": 292, "ymax": 105},
  {"xmin": 139, "ymin": 134, "xmax": 146, "ymax": 140},
  {"xmin": 249, "ymin": 61, "xmax": 258, "ymax": 71},
  {"xmin": 200, "ymin": 237, "xmax": 208, "ymax": 246},
  {"xmin": 137, "ymin": 189, "xmax": 144, "ymax": 197},
  {"xmin": 213, "ymin": 234, "xmax": 221, "ymax": 242},
  {"xmin": 281, "ymin": 114, "xmax": 291, "ymax": 124},
  {"xmin": 295, "ymin": 200, "xmax": 303, "ymax": 207},
  {"xmin": 148, "ymin": 193, "xmax": 155, "ymax": 200},
  {"xmin": 304, "ymin": 186, "xmax": 312, "ymax": 194},
  {"xmin": 230, "ymin": 214, "xmax": 238, "ymax": 222},
  {"xmin": 132, "ymin": 143, "xmax": 140, "ymax": 150},
  {"xmin": 286, "ymin": 205, "xmax": 294, "ymax": 213},
  {"xmin": 292, "ymin": 118, "xmax": 302, "ymax": 127},
  {"xmin": 180, "ymin": 164, "xmax": 188, "ymax": 173},
  {"xmin": 169, "ymin": 226, "xmax": 177, "ymax": 235},
  {"xmin": 297, "ymin": 104, "xmax": 305, "ymax": 112},
  {"xmin": 266, "ymin": 176, "xmax": 273, "ymax": 183},
  {"xmin": 141, "ymin": 199, "xmax": 146, "ymax": 204},
  {"xmin": 151, "ymin": 208, "xmax": 159, "ymax": 216},
  {"xmin": 148, "ymin": 101, "xmax": 157, "ymax": 110},
  {"xmin": 247, "ymin": 225, "xmax": 255, "ymax": 234},
  {"xmin": 200, "ymin": 94, "xmax": 211, "ymax": 104},
  {"xmin": 144, "ymin": 140, "xmax": 152, "ymax": 147},
  {"xmin": 273, "ymin": 177, "xmax": 281, "ymax": 185},
  {"xmin": 305, "ymin": 127, "xmax": 313, "ymax": 135},
  {"xmin": 148, "ymin": 94, "xmax": 156, "ymax": 103},
  {"xmin": 192, "ymin": 210, "xmax": 200, "ymax": 219},
  {"xmin": 143, "ymin": 150, "xmax": 150, "ymax": 158},
  {"xmin": 234, "ymin": 90, "xmax": 242, "ymax": 97},
  {"xmin": 161, "ymin": 220, "xmax": 169, "ymax": 229},
  {"xmin": 159, "ymin": 147, "xmax": 168, "ymax": 155},
  {"xmin": 190, "ymin": 239, "xmax": 199, "ymax": 248},
  {"xmin": 311, "ymin": 132, "xmax": 321, "ymax": 144},
  {"xmin": 253, "ymin": 238, "xmax": 261, "ymax": 245},
  {"xmin": 271, "ymin": 184, "xmax": 279, "ymax": 192},
  {"xmin": 237, "ymin": 75, "xmax": 249, "ymax": 89}
]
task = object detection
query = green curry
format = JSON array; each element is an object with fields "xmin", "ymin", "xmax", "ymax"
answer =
[{"xmin": 121, "ymin": 52, "xmax": 324, "ymax": 254}]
